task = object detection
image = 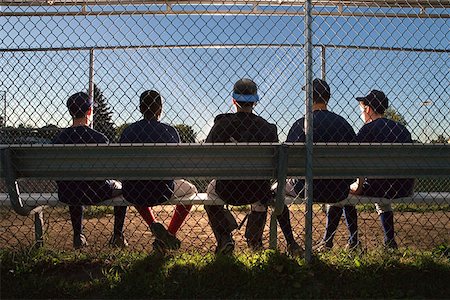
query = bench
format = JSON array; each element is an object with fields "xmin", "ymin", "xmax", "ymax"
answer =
[{"xmin": 1, "ymin": 143, "xmax": 449, "ymax": 250}]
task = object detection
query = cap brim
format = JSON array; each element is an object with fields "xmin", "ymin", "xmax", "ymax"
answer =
[
  {"xmin": 356, "ymin": 97, "xmax": 366, "ymax": 102},
  {"xmin": 232, "ymin": 93, "xmax": 259, "ymax": 102}
]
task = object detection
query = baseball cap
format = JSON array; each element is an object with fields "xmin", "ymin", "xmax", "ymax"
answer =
[
  {"xmin": 232, "ymin": 78, "xmax": 260, "ymax": 102},
  {"xmin": 67, "ymin": 92, "xmax": 93, "ymax": 117},
  {"xmin": 302, "ymin": 78, "xmax": 331, "ymax": 99},
  {"xmin": 356, "ymin": 90, "xmax": 388, "ymax": 114}
]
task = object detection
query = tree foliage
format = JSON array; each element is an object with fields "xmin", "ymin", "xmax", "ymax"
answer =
[
  {"xmin": 384, "ymin": 107, "xmax": 407, "ymax": 127},
  {"xmin": 0, "ymin": 124, "xmax": 60, "ymax": 144},
  {"xmin": 93, "ymin": 84, "xmax": 116, "ymax": 142},
  {"xmin": 115, "ymin": 123, "xmax": 130, "ymax": 140},
  {"xmin": 174, "ymin": 124, "xmax": 197, "ymax": 143},
  {"xmin": 431, "ymin": 134, "xmax": 448, "ymax": 144}
]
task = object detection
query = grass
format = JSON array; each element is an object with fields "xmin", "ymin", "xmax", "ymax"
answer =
[
  {"xmin": 2, "ymin": 245, "xmax": 449, "ymax": 299},
  {"xmin": 84, "ymin": 206, "xmax": 115, "ymax": 218},
  {"xmin": 356, "ymin": 203, "xmax": 450, "ymax": 213}
]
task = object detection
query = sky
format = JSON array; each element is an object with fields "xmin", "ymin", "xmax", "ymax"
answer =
[{"xmin": 0, "ymin": 3, "xmax": 449, "ymax": 142}]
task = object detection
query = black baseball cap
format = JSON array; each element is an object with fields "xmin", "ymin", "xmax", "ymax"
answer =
[
  {"xmin": 302, "ymin": 78, "xmax": 331, "ymax": 100},
  {"xmin": 67, "ymin": 92, "xmax": 93, "ymax": 117},
  {"xmin": 356, "ymin": 90, "xmax": 388, "ymax": 114},
  {"xmin": 232, "ymin": 78, "xmax": 259, "ymax": 102}
]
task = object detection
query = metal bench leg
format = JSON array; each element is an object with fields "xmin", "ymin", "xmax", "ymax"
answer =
[
  {"xmin": 269, "ymin": 144, "xmax": 289, "ymax": 250},
  {"xmin": 34, "ymin": 209, "xmax": 44, "ymax": 248}
]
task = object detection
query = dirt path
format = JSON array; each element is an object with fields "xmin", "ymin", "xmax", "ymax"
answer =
[{"xmin": 1, "ymin": 205, "xmax": 449, "ymax": 253}]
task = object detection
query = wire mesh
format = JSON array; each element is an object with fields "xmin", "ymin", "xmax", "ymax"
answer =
[{"xmin": 0, "ymin": 1, "xmax": 449, "ymax": 256}]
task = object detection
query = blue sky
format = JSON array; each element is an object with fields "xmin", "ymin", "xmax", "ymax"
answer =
[{"xmin": 1, "ymin": 4, "xmax": 449, "ymax": 141}]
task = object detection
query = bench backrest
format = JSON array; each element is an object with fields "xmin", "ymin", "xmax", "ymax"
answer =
[
  {"xmin": 287, "ymin": 144, "xmax": 449, "ymax": 178},
  {"xmin": 0, "ymin": 144, "xmax": 279, "ymax": 180},
  {"xmin": 1, "ymin": 143, "xmax": 449, "ymax": 216}
]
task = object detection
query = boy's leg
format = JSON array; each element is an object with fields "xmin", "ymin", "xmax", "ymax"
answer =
[
  {"xmin": 205, "ymin": 180, "xmax": 237, "ymax": 254},
  {"xmin": 69, "ymin": 205, "xmax": 87, "ymax": 249},
  {"xmin": 104, "ymin": 180, "xmax": 128, "ymax": 245},
  {"xmin": 343, "ymin": 205, "xmax": 358, "ymax": 247},
  {"xmin": 113, "ymin": 206, "xmax": 127, "ymax": 236},
  {"xmin": 168, "ymin": 179, "xmax": 197, "ymax": 235},
  {"xmin": 135, "ymin": 206, "xmax": 156, "ymax": 225},
  {"xmin": 277, "ymin": 204, "xmax": 296, "ymax": 246},
  {"xmin": 376, "ymin": 202, "xmax": 397, "ymax": 249},
  {"xmin": 245, "ymin": 202, "xmax": 267, "ymax": 250},
  {"xmin": 321, "ymin": 204, "xmax": 344, "ymax": 249}
]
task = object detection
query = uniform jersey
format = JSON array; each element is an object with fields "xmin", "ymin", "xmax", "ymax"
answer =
[
  {"xmin": 52, "ymin": 126, "xmax": 114, "ymax": 204},
  {"xmin": 206, "ymin": 112, "xmax": 278, "ymax": 205},
  {"xmin": 286, "ymin": 110, "xmax": 356, "ymax": 203},
  {"xmin": 356, "ymin": 118, "xmax": 414, "ymax": 198},
  {"xmin": 119, "ymin": 119, "xmax": 180, "ymax": 205}
]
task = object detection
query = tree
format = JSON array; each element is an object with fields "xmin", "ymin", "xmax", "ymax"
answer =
[
  {"xmin": 431, "ymin": 134, "xmax": 448, "ymax": 144},
  {"xmin": 93, "ymin": 84, "xmax": 116, "ymax": 142},
  {"xmin": 174, "ymin": 124, "xmax": 197, "ymax": 143},
  {"xmin": 115, "ymin": 123, "xmax": 130, "ymax": 141},
  {"xmin": 39, "ymin": 124, "xmax": 61, "ymax": 140},
  {"xmin": 384, "ymin": 107, "xmax": 407, "ymax": 127}
]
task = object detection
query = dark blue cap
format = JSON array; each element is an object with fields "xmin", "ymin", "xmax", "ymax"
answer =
[{"xmin": 356, "ymin": 90, "xmax": 389, "ymax": 114}]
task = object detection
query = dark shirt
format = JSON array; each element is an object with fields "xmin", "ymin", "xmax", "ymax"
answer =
[
  {"xmin": 356, "ymin": 118, "xmax": 415, "ymax": 198},
  {"xmin": 119, "ymin": 119, "xmax": 180, "ymax": 206},
  {"xmin": 206, "ymin": 112, "xmax": 277, "ymax": 205},
  {"xmin": 52, "ymin": 126, "xmax": 114, "ymax": 205},
  {"xmin": 286, "ymin": 110, "xmax": 356, "ymax": 203}
]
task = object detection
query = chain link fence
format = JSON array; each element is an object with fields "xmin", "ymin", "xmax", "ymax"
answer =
[{"xmin": 1, "ymin": 1, "xmax": 449, "ymax": 255}]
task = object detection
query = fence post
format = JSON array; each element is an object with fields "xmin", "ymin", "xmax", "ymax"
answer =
[
  {"xmin": 321, "ymin": 46, "xmax": 326, "ymax": 81},
  {"xmin": 304, "ymin": 0, "xmax": 315, "ymax": 263},
  {"xmin": 88, "ymin": 48, "xmax": 94, "ymax": 128}
]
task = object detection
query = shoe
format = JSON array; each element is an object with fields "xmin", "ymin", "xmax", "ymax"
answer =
[
  {"xmin": 385, "ymin": 239, "xmax": 398, "ymax": 250},
  {"xmin": 346, "ymin": 241, "xmax": 364, "ymax": 253},
  {"xmin": 215, "ymin": 233, "xmax": 235, "ymax": 255},
  {"xmin": 312, "ymin": 240, "xmax": 332, "ymax": 253},
  {"xmin": 109, "ymin": 234, "xmax": 129, "ymax": 248},
  {"xmin": 287, "ymin": 241, "xmax": 304, "ymax": 257},
  {"xmin": 247, "ymin": 240, "xmax": 263, "ymax": 251},
  {"xmin": 73, "ymin": 233, "xmax": 88, "ymax": 249},
  {"xmin": 152, "ymin": 239, "xmax": 166, "ymax": 254},
  {"xmin": 150, "ymin": 222, "xmax": 181, "ymax": 251}
]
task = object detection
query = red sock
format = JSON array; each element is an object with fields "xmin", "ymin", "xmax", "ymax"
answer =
[
  {"xmin": 135, "ymin": 206, "xmax": 156, "ymax": 226},
  {"xmin": 168, "ymin": 204, "xmax": 192, "ymax": 235}
]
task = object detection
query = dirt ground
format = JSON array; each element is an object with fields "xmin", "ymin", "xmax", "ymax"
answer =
[{"xmin": 1, "ymin": 205, "xmax": 449, "ymax": 254}]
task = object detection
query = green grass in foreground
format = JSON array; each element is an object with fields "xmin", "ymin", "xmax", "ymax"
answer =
[{"xmin": 1, "ymin": 246, "xmax": 449, "ymax": 299}]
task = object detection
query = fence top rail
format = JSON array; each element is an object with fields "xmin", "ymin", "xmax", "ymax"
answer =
[
  {"xmin": 2, "ymin": 0, "xmax": 448, "ymax": 18},
  {"xmin": 2, "ymin": 0, "xmax": 449, "ymax": 8},
  {"xmin": 2, "ymin": 43, "xmax": 448, "ymax": 54}
]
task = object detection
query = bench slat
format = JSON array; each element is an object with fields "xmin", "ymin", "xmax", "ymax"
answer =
[{"xmin": 1, "ymin": 192, "xmax": 448, "ymax": 207}]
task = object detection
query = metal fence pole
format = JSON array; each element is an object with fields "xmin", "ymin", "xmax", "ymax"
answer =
[
  {"xmin": 88, "ymin": 48, "xmax": 94, "ymax": 128},
  {"xmin": 321, "ymin": 46, "xmax": 326, "ymax": 81},
  {"xmin": 304, "ymin": 0, "xmax": 314, "ymax": 263},
  {"xmin": 0, "ymin": 91, "xmax": 6, "ymax": 127}
]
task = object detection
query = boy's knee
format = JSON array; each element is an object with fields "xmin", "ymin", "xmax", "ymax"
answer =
[
  {"xmin": 251, "ymin": 201, "xmax": 267, "ymax": 212},
  {"xmin": 375, "ymin": 202, "xmax": 392, "ymax": 215}
]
